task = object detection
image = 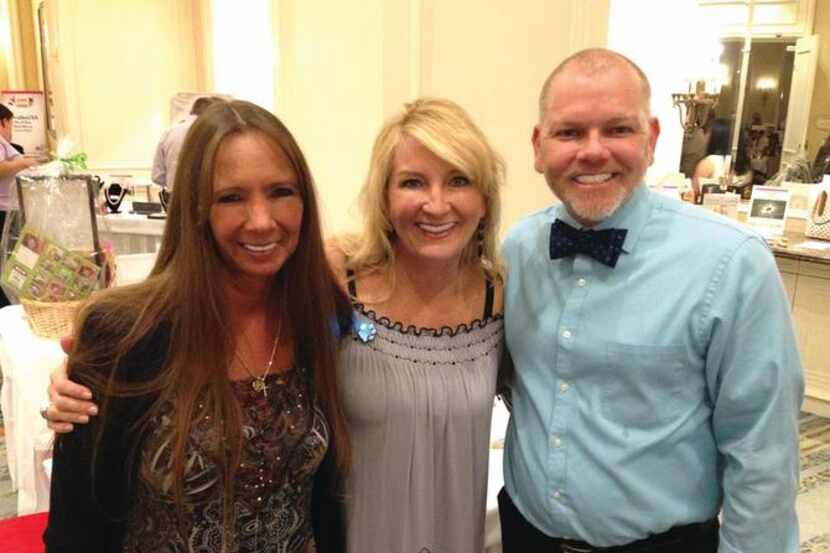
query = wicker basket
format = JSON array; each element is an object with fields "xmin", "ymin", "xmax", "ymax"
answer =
[{"xmin": 20, "ymin": 298, "xmax": 83, "ymax": 340}]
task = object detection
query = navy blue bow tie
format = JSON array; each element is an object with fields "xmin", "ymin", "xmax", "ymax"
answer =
[{"xmin": 549, "ymin": 219, "xmax": 627, "ymax": 268}]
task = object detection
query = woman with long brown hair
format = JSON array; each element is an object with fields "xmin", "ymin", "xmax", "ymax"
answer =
[{"xmin": 44, "ymin": 100, "xmax": 351, "ymax": 553}]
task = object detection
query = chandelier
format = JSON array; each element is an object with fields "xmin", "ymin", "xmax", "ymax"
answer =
[{"xmin": 672, "ymin": 80, "xmax": 720, "ymax": 134}]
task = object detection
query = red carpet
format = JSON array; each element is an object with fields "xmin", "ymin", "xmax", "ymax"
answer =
[{"xmin": 0, "ymin": 512, "xmax": 46, "ymax": 553}]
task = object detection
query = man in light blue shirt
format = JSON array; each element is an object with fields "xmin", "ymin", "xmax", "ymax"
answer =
[{"xmin": 499, "ymin": 48, "xmax": 803, "ymax": 553}]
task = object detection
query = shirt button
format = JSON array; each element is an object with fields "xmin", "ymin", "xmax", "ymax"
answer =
[
  {"xmin": 553, "ymin": 490, "xmax": 561, "ymax": 499},
  {"xmin": 561, "ymin": 329, "xmax": 572, "ymax": 339},
  {"xmin": 552, "ymin": 437, "xmax": 562, "ymax": 448},
  {"xmin": 560, "ymin": 382, "xmax": 570, "ymax": 392},
  {"xmin": 577, "ymin": 278, "xmax": 586, "ymax": 287}
]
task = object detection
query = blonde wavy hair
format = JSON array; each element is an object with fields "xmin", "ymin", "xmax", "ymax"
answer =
[{"xmin": 342, "ymin": 97, "xmax": 505, "ymax": 285}]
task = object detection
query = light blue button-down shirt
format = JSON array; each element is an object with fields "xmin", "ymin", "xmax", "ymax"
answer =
[{"xmin": 502, "ymin": 184, "xmax": 803, "ymax": 552}]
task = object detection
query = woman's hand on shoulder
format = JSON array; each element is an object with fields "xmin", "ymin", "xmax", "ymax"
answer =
[{"xmin": 45, "ymin": 336, "xmax": 98, "ymax": 433}]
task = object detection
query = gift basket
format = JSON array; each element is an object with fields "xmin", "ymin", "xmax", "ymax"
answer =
[{"xmin": 0, "ymin": 158, "xmax": 113, "ymax": 339}]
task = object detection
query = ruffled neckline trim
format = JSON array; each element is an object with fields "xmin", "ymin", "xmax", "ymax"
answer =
[{"xmin": 352, "ymin": 302, "xmax": 503, "ymax": 338}]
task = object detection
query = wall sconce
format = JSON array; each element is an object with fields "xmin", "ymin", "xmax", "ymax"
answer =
[
  {"xmin": 672, "ymin": 80, "xmax": 720, "ymax": 134},
  {"xmin": 756, "ymin": 77, "xmax": 777, "ymax": 106}
]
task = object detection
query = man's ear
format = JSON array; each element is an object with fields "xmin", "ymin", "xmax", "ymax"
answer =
[
  {"xmin": 532, "ymin": 125, "xmax": 544, "ymax": 174},
  {"xmin": 646, "ymin": 117, "xmax": 660, "ymax": 165}
]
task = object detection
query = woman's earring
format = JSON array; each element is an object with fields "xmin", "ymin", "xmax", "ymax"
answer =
[{"xmin": 477, "ymin": 221, "xmax": 485, "ymax": 258}]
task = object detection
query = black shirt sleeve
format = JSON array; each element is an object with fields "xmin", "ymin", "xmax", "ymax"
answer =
[{"xmin": 43, "ymin": 319, "xmax": 169, "ymax": 553}]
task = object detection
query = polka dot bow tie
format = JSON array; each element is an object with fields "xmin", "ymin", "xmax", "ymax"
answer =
[{"xmin": 549, "ymin": 219, "xmax": 628, "ymax": 268}]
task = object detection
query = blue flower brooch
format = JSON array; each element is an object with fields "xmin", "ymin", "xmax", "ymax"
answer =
[{"xmin": 354, "ymin": 314, "xmax": 377, "ymax": 343}]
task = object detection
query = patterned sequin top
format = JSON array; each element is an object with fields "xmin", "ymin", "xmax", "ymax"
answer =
[
  {"xmin": 122, "ymin": 367, "xmax": 326, "ymax": 553},
  {"xmin": 45, "ymin": 321, "xmax": 344, "ymax": 553}
]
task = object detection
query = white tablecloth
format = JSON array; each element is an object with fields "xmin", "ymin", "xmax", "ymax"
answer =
[
  {"xmin": 0, "ymin": 248, "xmax": 154, "ymax": 516},
  {"xmin": 97, "ymin": 210, "xmax": 165, "ymax": 255},
  {"xmin": 0, "ymin": 305, "xmax": 64, "ymax": 515},
  {"xmin": 484, "ymin": 399, "xmax": 510, "ymax": 553}
]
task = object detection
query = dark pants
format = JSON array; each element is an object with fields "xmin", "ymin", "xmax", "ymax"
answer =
[
  {"xmin": 0, "ymin": 210, "xmax": 9, "ymax": 308},
  {"xmin": 498, "ymin": 488, "xmax": 718, "ymax": 553}
]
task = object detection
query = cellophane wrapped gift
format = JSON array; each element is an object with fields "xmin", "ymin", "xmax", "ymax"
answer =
[{"xmin": 0, "ymin": 173, "xmax": 113, "ymax": 338}]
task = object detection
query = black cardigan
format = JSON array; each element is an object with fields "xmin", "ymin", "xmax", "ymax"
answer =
[{"xmin": 43, "ymin": 321, "xmax": 346, "ymax": 553}]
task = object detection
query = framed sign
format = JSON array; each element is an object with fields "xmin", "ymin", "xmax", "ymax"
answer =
[{"xmin": 747, "ymin": 185, "xmax": 791, "ymax": 238}]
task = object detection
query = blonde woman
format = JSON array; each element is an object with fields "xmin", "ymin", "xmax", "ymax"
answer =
[
  {"xmin": 46, "ymin": 98, "xmax": 506, "ymax": 553},
  {"xmin": 332, "ymin": 98, "xmax": 505, "ymax": 552},
  {"xmin": 44, "ymin": 100, "xmax": 351, "ymax": 553}
]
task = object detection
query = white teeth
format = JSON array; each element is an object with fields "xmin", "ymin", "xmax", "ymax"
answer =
[
  {"xmin": 574, "ymin": 173, "xmax": 613, "ymax": 184},
  {"xmin": 417, "ymin": 222, "xmax": 455, "ymax": 234},
  {"xmin": 242, "ymin": 242, "xmax": 277, "ymax": 252}
]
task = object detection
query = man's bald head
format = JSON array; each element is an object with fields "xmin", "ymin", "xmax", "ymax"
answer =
[{"xmin": 538, "ymin": 48, "xmax": 652, "ymax": 121}]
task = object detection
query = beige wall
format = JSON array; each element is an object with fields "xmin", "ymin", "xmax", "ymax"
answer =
[
  {"xmin": 807, "ymin": 3, "xmax": 830, "ymax": 160},
  {"xmin": 418, "ymin": 0, "xmax": 609, "ymax": 237},
  {"xmin": 275, "ymin": 0, "xmax": 609, "ymax": 237},
  {"xmin": 274, "ymin": 0, "xmax": 385, "ymax": 236},
  {"xmin": 19, "ymin": 0, "xmax": 610, "ymax": 235},
  {"xmin": 42, "ymin": 0, "xmax": 206, "ymax": 173}
]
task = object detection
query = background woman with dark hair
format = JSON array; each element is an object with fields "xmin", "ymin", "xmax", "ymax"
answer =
[
  {"xmin": 44, "ymin": 100, "xmax": 351, "ymax": 553},
  {"xmin": 692, "ymin": 117, "xmax": 752, "ymax": 199}
]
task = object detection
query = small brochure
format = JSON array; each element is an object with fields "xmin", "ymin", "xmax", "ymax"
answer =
[
  {"xmin": 2, "ymin": 226, "xmax": 101, "ymax": 301},
  {"xmin": 702, "ymin": 192, "xmax": 740, "ymax": 219},
  {"xmin": 747, "ymin": 186, "xmax": 791, "ymax": 238}
]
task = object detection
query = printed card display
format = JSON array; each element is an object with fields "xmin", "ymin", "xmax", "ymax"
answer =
[
  {"xmin": 702, "ymin": 192, "xmax": 740, "ymax": 219},
  {"xmin": 747, "ymin": 186, "xmax": 791, "ymax": 238},
  {"xmin": 1, "ymin": 90, "xmax": 47, "ymax": 158},
  {"xmin": 2, "ymin": 226, "xmax": 101, "ymax": 301}
]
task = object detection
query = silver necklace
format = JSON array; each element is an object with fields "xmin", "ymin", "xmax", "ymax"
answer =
[{"xmin": 235, "ymin": 317, "xmax": 283, "ymax": 397}]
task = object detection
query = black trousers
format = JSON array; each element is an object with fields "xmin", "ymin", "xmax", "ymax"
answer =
[
  {"xmin": 498, "ymin": 488, "xmax": 718, "ymax": 553},
  {"xmin": 0, "ymin": 210, "xmax": 9, "ymax": 308}
]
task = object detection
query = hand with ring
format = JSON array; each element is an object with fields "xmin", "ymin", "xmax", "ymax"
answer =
[{"xmin": 44, "ymin": 335, "xmax": 98, "ymax": 433}]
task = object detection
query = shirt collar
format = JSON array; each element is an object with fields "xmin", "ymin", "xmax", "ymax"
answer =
[{"xmin": 553, "ymin": 183, "xmax": 652, "ymax": 254}]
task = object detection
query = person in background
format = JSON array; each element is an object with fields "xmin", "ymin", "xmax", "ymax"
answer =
[
  {"xmin": 678, "ymin": 110, "xmax": 712, "ymax": 178},
  {"xmin": 812, "ymin": 134, "xmax": 830, "ymax": 182},
  {"xmin": 151, "ymin": 96, "xmax": 218, "ymax": 190},
  {"xmin": 499, "ymin": 48, "xmax": 803, "ymax": 553},
  {"xmin": 692, "ymin": 117, "xmax": 752, "ymax": 198},
  {"xmin": 46, "ymin": 97, "xmax": 508, "ymax": 553},
  {"xmin": 44, "ymin": 100, "xmax": 351, "ymax": 553},
  {"xmin": 0, "ymin": 104, "xmax": 41, "ymax": 307}
]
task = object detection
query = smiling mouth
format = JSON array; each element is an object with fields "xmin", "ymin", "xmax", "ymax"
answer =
[
  {"xmin": 416, "ymin": 222, "xmax": 456, "ymax": 235},
  {"xmin": 242, "ymin": 242, "xmax": 277, "ymax": 253},
  {"xmin": 573, "ymin": 173, "xmax": 615, "ymax": 184}
]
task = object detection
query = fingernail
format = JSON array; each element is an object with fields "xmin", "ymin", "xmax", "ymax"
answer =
[
  {"xmin": 83, "ymin": 391, "xmax": 93, "ymax": 400},
  {"xmin": 88, "ymin": 406, "xmax": 98, "ymax": 415},
  {"xmin": 80, "ymin": 415, "xmax": 89, "ymax": 423}
]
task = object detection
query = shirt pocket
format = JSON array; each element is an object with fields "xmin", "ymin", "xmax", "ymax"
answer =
[{"xmin": 601, "ymin": 342, "xmax": 689, "ymax": 429}]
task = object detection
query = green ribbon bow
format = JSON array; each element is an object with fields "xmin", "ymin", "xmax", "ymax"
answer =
[{"xmin": 58, "ymin": 152, "xmax": 88, "ymax": 172}]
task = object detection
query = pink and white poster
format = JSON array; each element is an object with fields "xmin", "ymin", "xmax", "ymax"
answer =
[{"xmin": 1, "ymin": 90, "xmax": 47, "ymax": 158}]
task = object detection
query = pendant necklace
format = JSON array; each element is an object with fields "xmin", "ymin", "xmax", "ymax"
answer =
[{"xmin": 235, "ymin": 316, "xmax": 283, "ymax": 397}]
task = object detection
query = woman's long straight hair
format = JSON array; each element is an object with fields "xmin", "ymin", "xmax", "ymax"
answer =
[{"xmin": 67, "ymin": 100, "xmax": 352, "ymax": 533}]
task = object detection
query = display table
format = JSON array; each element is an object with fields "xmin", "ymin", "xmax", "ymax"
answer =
[
  {"xmin": 484, "ymin": 399, "xmax": 510, "ymax": 553},
  {"xmin": 0, "ymin": 251, "xmax": 155, "ymax": 516},
  {"xmin": 0, "ymin": 305, "xmax": 64, "ymax": 515},
  {"xmin": 97, "ymin": 211, "xmax": 165, "ymax": 255}
]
